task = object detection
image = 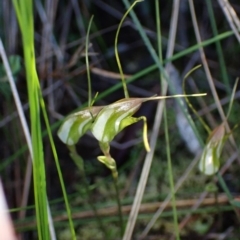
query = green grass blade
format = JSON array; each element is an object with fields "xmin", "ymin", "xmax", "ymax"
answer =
[
  {"xmin": 39, "ymin": 97, "xmax": 76, "ymax": 239},
  {"xmin": 12, "ymin": 0, "xmax": 51, "ymax": 239},
  {"xmin": 163, "ymin": 108, "xmax": 180, "ymax": 239},
  {"xmin": 155, "ymin": 0, "xmax": 180, "ymax": 238}
]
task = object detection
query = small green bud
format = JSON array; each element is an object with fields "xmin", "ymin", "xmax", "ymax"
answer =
[{"xmin": 97, "ymin": 156, "xmax": 117, "ymax": 170}]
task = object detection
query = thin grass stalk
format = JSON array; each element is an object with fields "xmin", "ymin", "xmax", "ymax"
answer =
[
  {"xmin": 188, "ymin": 0, "xmax": 227, "ymax": 124},
  {"xmin": 163, "ymin": 0, "xmax": 203, "ymax": 159},
  {"xmin": 157, "ymin": 0, "xmax": 180, "ymax": 238},
  {"xmin": 163, "ymin": 109, "xmax": 180, "ymax": 240},
  {"xmin": 120, "ymin": 0, "xmax": 181, "ymax": 92},
  {"xmin": 140, "ymin": 153, "xmax": 201, "ymax": 238},
  {"xmin": 182, "ymin": 65, "xmax": 211, "ymax": 134},
  {"xmin": 166, "ymin": 30, "xmax": 233, "ymax": 62},
  {"xmin": 121, "ymin": 0, "xmax": 168, "ymax": 83},
  {"xmin": 86, "ymin": 16, "xmax": 94, "ymax": 107},
  {"xmin": 112, "ymin": 1, "xmax": 147, "ymax": 237},
  {"xmin": 217, "ymin": 0, "xmax": 240, "ymax": 43},
  {"xmin": 0, "ymin": 39, "xmax": 33, "ymax": 158},
  {"xmin": 156, "ymin": 0, "xmax": 180, "ymax": 238},
  {"xmin": 137, "ymin": 2, "xmax": 163, "ymax": 238},
  {"xmin": 121, "ymin": 1, "xmax": 167, "ymax": 238},
  {"xmin": 205, "ymin": 0, "xmax": 230, "ymax": 94},
  {"xmin": 0, "ymin": 42, "xmax": 35, "ymax": 226},
  {"xmin": 122, "ymin": 0, "xmax": 181, "ymax": 238},
  {"xmin": 122, "ymin": 99, "xmax": 165, "ymax": 240},
  {"xmin": 225, "ymin": 78, "xmax": 239, "ymax": 120},
  {"xmin": 40, "ymin": 98, "xmax": 76, "ymax": 239}
]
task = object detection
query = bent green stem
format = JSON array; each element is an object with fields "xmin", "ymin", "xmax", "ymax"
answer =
[
  {"xmin": 67, "ymin": 145, "xmax": 108, "ymax": 239},
  {"xmin": 115, "ymin": 0, "xmax": 143, "ymax": 98}
]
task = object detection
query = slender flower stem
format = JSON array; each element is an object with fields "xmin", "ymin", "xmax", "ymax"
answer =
[
  {"xmin": 112, "ymin": 172, "xmax": 124, "ymax": 237},
  {"xmin": 68, "ymin": 145, "xmax": 108, "ymax": 239}
]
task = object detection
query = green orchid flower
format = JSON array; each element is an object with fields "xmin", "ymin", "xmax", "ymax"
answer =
[
  {"xmin": 91, "ymin": 94, "xmax": 206, "ymax": 165},
  {"xmin": 57, "ymin": 106, "xmax": 104, "ymax": 146},
  {"xmin": 198, "ymin": 123, "xmax": 226, "ymax": 175},
  {"xmin": 91, "ymin": 98, "xmax": 149, "ymax": 152},
  {"xmin": 198, "ymin": 78, "xmax": 239, "ymax": 176}
]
